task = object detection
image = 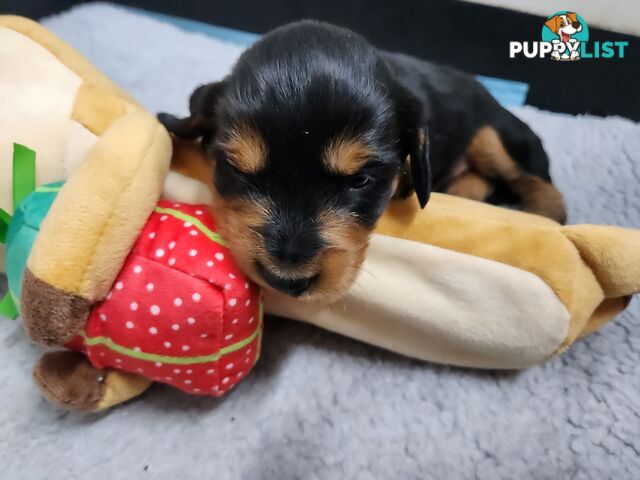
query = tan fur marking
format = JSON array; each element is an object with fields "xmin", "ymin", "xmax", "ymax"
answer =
[
  {"xmin": 446, "ymin": 172, "xmax": 493, "ymax": 202},
  {"xmin": 464, "ymin": 126, "xmax": 566, "ymax": 223},
  {"xmin": 170, "ymin": 137, "xmax": 215, "ymax": 184},
  {"xmin": 323, "ymin": 135, "xmax": 372, "ymax": 175},
  {"xmin": 465, "ymin": 126, "xmax": 520, "ymax": 181},
  {"xmin": 210, "ymin": 186, "xmax": 372, "ymax": 300},
  {"xmin": 509, "ymin": 175, "xmax": 567, "ymax": 224},
  {"xmin": 218, "ymin": 123, "xmax": 267, "ymax": 174},
  {"xmin": 314, "ymin": 209, "xmax": 371, "ymax": 298}
]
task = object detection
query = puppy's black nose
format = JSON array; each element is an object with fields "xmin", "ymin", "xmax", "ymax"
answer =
[
  {"xmin": 256, "ymin": 262, "xmax": 318, "ymax": 297},
  {"xmin": 262, "ymin": 222, "xmax": 324, "ymax": 266},
  {"xmin": 272, "ymin": 238, "xmax": 311, "ymax": 265}
]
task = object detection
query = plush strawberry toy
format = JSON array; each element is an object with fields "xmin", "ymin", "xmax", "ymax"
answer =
[{"xmin": 64, "ymin": 199, "xmax": 263, "ymax": 397}]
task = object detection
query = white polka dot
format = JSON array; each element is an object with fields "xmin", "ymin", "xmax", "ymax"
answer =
[
  {"xmin": 194, "ymin": 388, "xmax": 201, "ymax": 393},
  {"xmin": 106, "ymin": 292, "xmax": 112, "ymax": 300},
  {"xmin": 182, "ymin": 345, "xmax": 190, "ymax": 352},
  {"xmin": 133, "ymin": 265, "xmax": 143, "ymax": 274},
  {"xmin": 228, "ymin": 273, "xmax": 236, "ymax": 279},
  {"xmin": 174, "ymin": 297, "xmax": 183, "ymax": 307},
  {"xmin": 173, "ymin": 203, "xmax": 180, "ymax": 208},
  {"xmin": 165, "ymin": 376, "xmax": 173, "ymax": 381},
  {"xmin": 244, "ymin": 358, "xmax": 250, "ymax": 364},
  {"xmin": 115, "ymin": 281, "xmax": 124, "ymax": 290},
  {"xmin": 130, "ymin": 302, "xmax": 138, "ymax": 311},
  {"xmin": 245, "ymin": 299, "xmax": 251, "ymax": 307},
  {"xmin": 134, "ymin": 346, "xmax": 141, "ymax": 352},
  {"xmin": 99, "ymin": 352, "xmax": 105, "ymax": 357},
  {"xmin": 195, "ymin": 210, "xmax": 203, "ymax": 216},
  {"xmin": 224, "ymin": 284, "xmax": 231, "ymax": 290},
  {"xmin": 187, "ymin": 317, "xmax": 196, "ymax": 325},
  {"xmin": 146, "ymin": 283, "xmax": 154, "ymax": 292},
  {"xmin": 168, "ymin": 241, "xmax": 176, "ymax": 250},
  {"xmin": 222, "ymin": 377, "xmax": 230, "ymax": 384},
  {"xmin": 155, "ymin": 248, "xmax": 165, "ymax": 258},
  {"xmin": 150, "ymin": 305, "xmax": 160, "ymax": 315},
  {"xmin": 155, "ymin": 361, "xmax": 162, "ymax": 367},
  {"xmin": 215, "ymin": 252, "xmax": 225, "ymax": 261},
  {"xmin": 172, "ymin": 324, "xmax": 180, "ymax": 331},
  {"xmin": 184, "ymin": 379, "xmax": 192, "ymax": 385},
  {"xmin": 189, "ymin": 249, "xmax": 198, "ymax": 257},
  {"xmin": 249, "ymin": 317, "xmax": 255, "ymax": 324},
  {"xmin": 245, "ymin": 282, "xmax": 249, "ymax": 289},
  {"xmin": 232, "ymin": 318, "xmax": 239, "ymax": 325},
  {"xmin": 186, "ymin": 369, "xmax": 193, "ymax": 374},
  {"xmin": 247, "ymin": 348, "xmax": 253, "ymax": 354},
  {"xmin": 184, "ymin": 222, "xmax": 192, "ymax": 228},
  {"xmin": 236, "ymin": 372, "xmax": 243, "ymax": 378},
  {"xmin": 148, "ymin": 232, "xmax": 156, "ymax": 239},
  {"xmin": 174, "ymin": 368, "xmax": 181, "ymax": 374},
  {"xmin": 225, "ymin": 363, "xmax": 234, "ymax": 370},
  {"xmin": 190, "ymin": 230, "xmax": 198, "ymax": 236},
  {"xmin": 115, "ymin": 358, "xmax": 122, "ymax": 363},
  {"xmin": 99, "ymin": 313, "xmax": 107, "ymax": 322},
  {"xmin": 161, "ymin": 341, "xmax": 170, "ymax": 349},
  {"xmin": 192, "ymin": 293, "xmax": 201, "ymax": 302},
  {"xmin": 137, "ymin": 368, "xmax": 145, "ymax": 373},
  {"xmin": 225, "ymin": 334, "xmax": 234, "ymax": 341},
  {"xmin": 126, "ymin": 321, "xmax": 135, "ymax": 329},
  {"xmin": 169, "ymin": 258, "xmax": 176, "ymax": 266},
  {"xmin": 206, "ymin": 369, "xmax": 214, "ymax": 375},
  {"xmin": 149, "ymin": 326, "xmax": 158, "ymax": 334},
  {"xmin": 160, "ymin": 215, "xmax": 168, "ymax": 221},
  {"xmin": 206, "ymin": 260, "xmax": 214, "ymax": 267},
  {"xmin": 229, "ymin": 298, "xmax": 237, "ymax": 307},
  {"xmin": 200, "ymin": 333, "xmax": 209, "ymax": 338}
]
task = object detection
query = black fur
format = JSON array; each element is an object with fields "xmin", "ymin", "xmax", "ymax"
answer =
[{"xmin": 159, "ymin": 20, "xmax": 553, "ymax": 295}]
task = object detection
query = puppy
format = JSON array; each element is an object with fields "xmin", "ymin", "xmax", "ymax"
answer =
[
  {"xmin": 545, "ymin": 12, "xmax": 583, "ymax": 60},
  {"xmin": 159, "ymin": 20, "xmax": 566, "ymax": 299}
]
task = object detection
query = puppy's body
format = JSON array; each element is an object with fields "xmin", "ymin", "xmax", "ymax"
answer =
[
  {"xmin": 383, "ymin": 51, "xmax": 564, "ymax": 217},
  {"xmin": 160, "ymin": 20, "xmax": 566, "ymax": 299}
]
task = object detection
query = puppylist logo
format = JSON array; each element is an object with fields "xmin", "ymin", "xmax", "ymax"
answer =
[{"xmin": 510, "ymin": 11, "xmax": 629, "ymax": 61}]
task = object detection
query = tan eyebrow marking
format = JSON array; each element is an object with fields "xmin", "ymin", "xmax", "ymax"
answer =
[
  {"xmin": 218, "ymin": 123, "xmax": 267, "ymax": 174},
  {"xmin": 323, "ymin": 135, "xmax": 373, "ymax": 175}
]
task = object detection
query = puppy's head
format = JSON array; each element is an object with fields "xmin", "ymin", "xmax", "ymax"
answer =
[{"xmin": 159, "ymin": 21, "xmax": 430, "ymax": 300}]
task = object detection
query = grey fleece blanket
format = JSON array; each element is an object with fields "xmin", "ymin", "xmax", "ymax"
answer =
[{"xmin": 1, "ymin": 4, "xmax": 639, "ymax": 479}]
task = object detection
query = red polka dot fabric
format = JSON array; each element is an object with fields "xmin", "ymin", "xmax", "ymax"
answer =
[{"xmin": 66, "ymin": 200, "xmax": 263, "ymax": 396}]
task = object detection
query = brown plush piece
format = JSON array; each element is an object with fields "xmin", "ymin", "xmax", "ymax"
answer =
[
  {"xmin": 21, "ymin": 268, "xmax": 90, "ymax": 346},
  {"xmin": 33, "ymin": 351, "xmax": 106, "ymax": 411}
]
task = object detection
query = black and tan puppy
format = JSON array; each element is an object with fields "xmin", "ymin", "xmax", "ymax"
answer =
[{"xmin": 159, "ymin": 20, "xmax": 566, "ymax": 299}]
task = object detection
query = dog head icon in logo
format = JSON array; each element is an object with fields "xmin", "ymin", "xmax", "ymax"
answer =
[{"xmin": 542, "ymin": 11, "xmax": 589, "ymax": 61}]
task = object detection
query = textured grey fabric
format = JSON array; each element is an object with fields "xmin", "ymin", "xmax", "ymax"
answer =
[{"xmin": 1, "ymin": 4, "xmax": 639, "ymax": 479}]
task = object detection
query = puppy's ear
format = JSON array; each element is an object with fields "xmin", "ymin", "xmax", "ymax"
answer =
[
  {"xmin": 544, "ymin": 16, "xmax": 560, "ymax": 33},
  {"xmin": 408, "ymin": 127, "xmax": 432, "ymax": 208},
  {"xmin": 158, "ymin": 81, "xmax": 227, "ymax": 142},
  {"xmin": 566, "ymin": 12, "xmax": 578, "ymax": 23},
  {"xmin": 392, "ymin": 84, "xmax": 432, "ymax": 208}
]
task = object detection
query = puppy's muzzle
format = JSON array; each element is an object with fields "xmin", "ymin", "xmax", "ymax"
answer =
[{"xmin": 256, "ymin": 262, "xmax": 319, "ymax": 296}]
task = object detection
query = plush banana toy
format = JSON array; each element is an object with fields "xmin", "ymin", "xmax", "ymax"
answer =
[{"xmin": 2, "ymin": 16, "xmax": 640, "ymax": 412}]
